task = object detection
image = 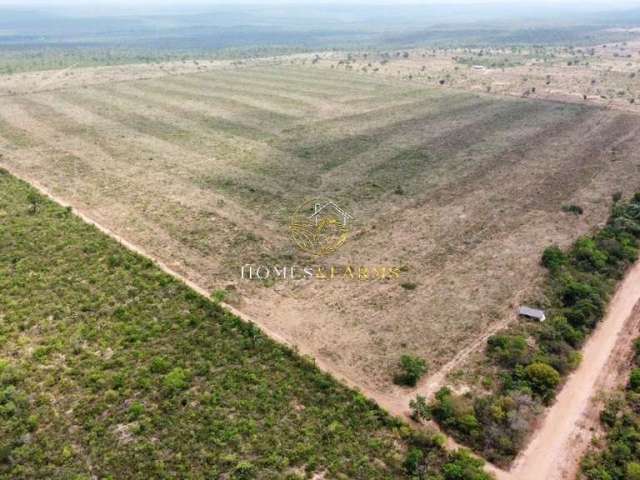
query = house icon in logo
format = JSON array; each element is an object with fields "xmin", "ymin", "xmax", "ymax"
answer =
[
  {"xmin": 289, "ymin": 198, "xmax": 353, "ymax": 256},
  {"xmin": 308, "ymin": 201, "xmax": 353, "ymax": 226}
]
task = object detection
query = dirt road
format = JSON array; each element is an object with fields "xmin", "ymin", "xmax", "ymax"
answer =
[{"xmin": 505, "ymin": 261, "xmax": 640, "ymax": 480}]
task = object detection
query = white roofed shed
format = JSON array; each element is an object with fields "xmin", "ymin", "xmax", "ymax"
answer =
[{"xmin": 518, "ymin": 306, "xmax": 546, "ymax": 322}]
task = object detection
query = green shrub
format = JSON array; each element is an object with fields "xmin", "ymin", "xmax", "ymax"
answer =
[
  {"xmin": 211, "ymin": 289, "xmax": 227, "ymax": 304},
  {"xmin": 394, "ymin": 355, "xmax": 428, "ymax": 387},
  {"xmin": 128, "ymin": 402, "xmax": 145, "ymax": 420},
  {"xmin": 429, "ymin": 388, "xmax": 480, "ymax": 437},
  {"xmin": 403, "ymin": 448, "xmax": 424, "ymax": 476},
  {"xmin": 163, "ymin": 367, "xmax": 190, "ymax": 393},
  {"xmin": 629, "ymin": 369, "xmax": 640, "ymax": 391},
  {"xmin": 572, "ymin": 237, "xmax": 608, "ymax": 272},
  {"xmin": 487, "ymin": 335, "xmax": 530, "ymax": 367},
  {"xmin": 233, "ymin": 461, "xmax": 255, "ymax": 479},
  {"xmin": 545, "ymin": 315, "xmax": 584, "ymax": 348},
  {"xmin": 627, "ymin": 462, "xmax": 640, "ymax": 480},
  {"xmin": 524, "ymin": 363, "xmax": 560, "ymax": 400},
  {"xmin": 26, "ymin": 191, "xmax": 40, "ymax": 214},
  {"xmin": 150, "ymin": 356, "xmax": 171, "ymax": 374},
  {"xmin": 634, "ymin": 339, "xmax": 640, "ymax": 361},
  {"xmin": 541, "ymin": 245, "xmax": 566, "ymax": 271},
  {"xmin": 442, "ymin": 450, "xmax": 492, "ymax": 480},
  {"xmin": 430, "ymin": 387, "xmax": 458, "ymax": 424}
]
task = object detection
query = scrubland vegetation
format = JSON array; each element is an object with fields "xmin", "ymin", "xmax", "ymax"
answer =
[
  {"xmin": 0, "ymin": 46, "xmax": 314, "ymax": 76},
  {"xmin": 424, "ymin": 193, "xmax": 640, "ymax": 466}
]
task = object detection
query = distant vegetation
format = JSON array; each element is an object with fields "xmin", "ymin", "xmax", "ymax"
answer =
[
  {"xmin": 0, "ymin": 45, "xmax": 314, "ymax": 75},
  {"xmin": 385, "ymin": 25, "xmax": 640, "ymax": 48},
  {"xmin": 0, "ymin": 169, "xmax": 493, "ymax": 479},
  {"xmin": 423, "ymin": 193, "xmax": 640, "ymax": 466},
  {"xmin": 455, "ymin": 55, "xmax": 524, "ymax": 69},
  {"xmin": 2, "ymin": 4, "xmax": 640, "ymax": 73}
]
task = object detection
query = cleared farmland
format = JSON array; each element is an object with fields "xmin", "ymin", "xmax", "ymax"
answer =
[{"xmin": 1, "ymin": 63, "xmax": 640, "ymax": 397}]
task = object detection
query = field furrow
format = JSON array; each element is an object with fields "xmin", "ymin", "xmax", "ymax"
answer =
[{"xmin": 2, "ymin": 63, "xmax": 638, "ymax": 400}]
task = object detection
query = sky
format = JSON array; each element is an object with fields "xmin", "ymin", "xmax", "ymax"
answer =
[
  {"xmin": 1, "ymin": 0, "xmax": 639, "ymax": 17},
  {"xmin": 1, "ymin": 0, "xmax": 639, "ymax": 5}
]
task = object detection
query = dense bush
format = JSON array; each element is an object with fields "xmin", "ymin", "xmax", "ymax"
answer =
[
  {"xmin": 487, "ymin": 334, "xmax": 531, "ymax": 367},
  {"xmin": 524, "ymin": 362, "xmax": 560, "ymax": 400},
  {"xmin": 401, "ymin": 429, "xmax": 492, "ymax": 480},
  {"xmin": 542, "ymin": 245, "xmax": 566, "ymax": 272},
  {"xmin": 428, "ymin": 387, "xmax": 539, "ymax": 466},
  {"xmin": 442, "ymin": 450, "xmax": 493, "ymax": 480},
  {"xmin": 581, "ymin": 342, "xmax": 640, "ymax": 479},
  {"xmin": 431, "ymin": 193, "xmax": 640, "ymax": 466}
]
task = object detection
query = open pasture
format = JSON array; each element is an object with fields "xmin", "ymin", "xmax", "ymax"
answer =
[{"xmin": 1, "ymin": 63, "xmax": 639, "ymax": 395}]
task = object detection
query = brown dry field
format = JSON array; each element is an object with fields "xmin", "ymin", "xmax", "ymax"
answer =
[{"xmin": 1, "ymin": 56, "xmax": 640, "ymax": 400}]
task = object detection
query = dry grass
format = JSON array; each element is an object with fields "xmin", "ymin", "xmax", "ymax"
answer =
[{"xmin": 1, "ymin": 61, "xmax": 639, "ymax": 398}]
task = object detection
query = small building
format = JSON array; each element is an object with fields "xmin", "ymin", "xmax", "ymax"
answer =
[{"xmin": 518, "ymin": 306, "xmax": 546, "ymax": 322}]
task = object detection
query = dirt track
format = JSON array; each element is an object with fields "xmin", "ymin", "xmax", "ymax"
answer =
[{"xmin": 502, "ymin": 262, "xmax": 640, "ymax": 480}]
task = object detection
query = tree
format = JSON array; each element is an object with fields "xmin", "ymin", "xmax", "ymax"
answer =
[
  {"xmin": 524, "ymin": 362, "xmax": 560, "ymax": 399},
  {"xmin": 430, "ymin": 387, "xmax": 457, "ymax": 423},
  {"xmin": 395, "ymin": 355, "xmax": 428, "ymax": 387}
]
